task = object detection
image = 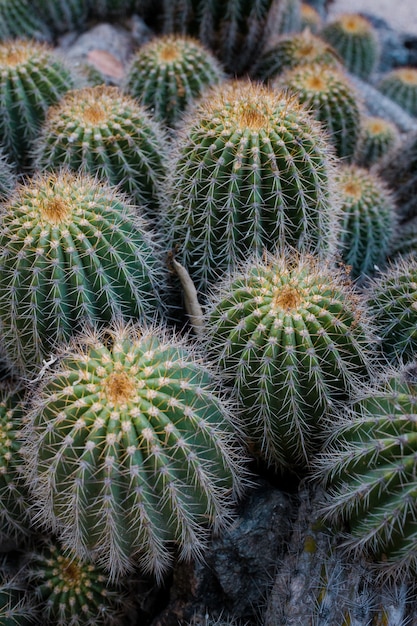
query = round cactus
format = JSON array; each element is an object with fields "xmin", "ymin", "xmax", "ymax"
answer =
[
  {"xmin": 321, "ymin": 13, "xmax": 380, "ymax": 80},
  {"xmin": 204, "ymin": 251, "xmax": 375, "ymax": 472},
  {"xmin": 365, "ymin": 255, "xmax": 417, "ymax": 366},
  {"xmin": 124, "ymin": 34, "xmax": 225, "ymax": 127},
  {"xmin": 32, "ymin": 0, "xmax": 89, "ymax": 34},
  {"xmin": 316, "ymin": 362, "xmax": 417, "ymax": 576},
  {"xmin": 273, "ymin": 62, "xmax": 362, "ymax": 161},
  {"xmin": 28, "ymin": 539, "xmax": 127, "ymax": 625},
  {"xmin": 0, "ymin": 0, "xmax": 51, "ymax": 42},
  {"xmin": 250, "ymin": 29, "xmax": 341, "ymax": 82},
  {"xmin": 377, "ymin": 67, "xmax": 417, "ymax": 118},
  {"xmin": 300, "ymin": 2, "xmax": 322, "ymax": 33},
  {"xmin": 0, "ymin": 384, "xmax": 33, "ymax": 543},
  {"xmin": 164, "ymin": 80, "xmax": 338, "ymax": 293},
  {"xmin": 333, "ymin": 164, "xmax": 396, "ymax": 279},
  {"xmin": 34, "ymin": 85, "xmax": 168, "ymax": 219},
  {"xmin": 0, "ymin": 40, "xmax": 75, "ymax": 168},
  {"xmin": 21, "ymin": 321, "xmax": 249, "ymax": 580},
  {"xmin": 354, "ymin": 116, "xmax": 399, "ymax": 167},
  {"xmin": 0, "ymin": 170, "xmax": 168, "ymax": 372}
]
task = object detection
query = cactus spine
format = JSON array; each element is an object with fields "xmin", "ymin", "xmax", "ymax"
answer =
[
  {"xmin": 0, "ymin": 170, "xmax": 168, "ymax": 372},
  {"xmin": 21, "ymin": 322, "xmax": 249, "ymax": 580},
  {"xmin": 377, "ymin": 67, "xmax": 417, "ymax": 118},
  {"xmin": 164, "ymin": 80, "xmax": 337, "ymax": 293},
  {"xmin": 34, "ymin": 85, "xmax": 168, "ymax": 219},
  {"xmin": 124, "ymin": 35, "xmax": 225, "ymax": 127},
  {"xmin": 321, "ymin": 13, "xmax": 380, "ymax": 80},
  {"xmin": 0, "ymin": 40, "xmax": 75, "ymax": 167},
  {"xmin": 0, "ymin": 568, "xmax": 36, "ymax": 625},
  {"xmin": 205, "ymin": 251, "xmax": 375, "ymax": 472}
]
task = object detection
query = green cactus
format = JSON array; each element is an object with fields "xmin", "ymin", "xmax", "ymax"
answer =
[
  {"xmin": 0, "ymin": 0, "xmax": 51, "ymax": 42},
  {"xmin": 321, "ymin": 13, "xmax": 380, "ymax": 80},
  {"xmin": 365, "ymin": 255, "xmax": 417, "ymax": 366},
  {"xmin": 21, "ymin": 321, "xmax": 249, "ymax": 580},
  {"xmin": 28, "ymin": 539, "xmax": 127, "ymax": 625},
  {"xmin": 273, "ymin": 62, "xmax": 362, "ymax": 161},
  {"xmin": 273, "ymin": 0, "xmax": 302, "ymax": 35},
  {"xmin": 250, "ymin": 29, "xmax": 341, "ymax": 82},
  {"xmin": 354, "ymin": 115, "xmax": 399, "ymax": 167},
  {"xmin": 0, "ymin": 170, "xmax": 168, "ymax": 372},
  {"xmin": 32, "ymin": 0, "xmax": 89, "ymax": 34},
  {"xmin": 0, "ymin": 40, "xmax": 75, "ymax": 168},
  {"xmin": 124, "ymin": 34, "xmax": 225, "ymax": 127},
  {"xmin": 316, "ymin": 362, "xmax": 417, "ymax": 576},
  {"xmin": 204, "ymin": 251, "xmax": 375, "ymax": 472},
  {"xmin": 300, "ymin": 2, "xmax": 322, "ymax": 33},
  {"xmin": 0, "ymin": 568, "xmax": 36, "ymax": 625},
  {"xmin": 377, "ymin": 67, "xmax": 417, "ymax": 118},
  {"xmin": 164, "ymin": 80, "xmax": 337, "ymax": 293},
  {"xmin": 333, "ymin": 164, "xmax": 396, "ymax": 279},
  {"xmin": 34, "ymin": 85, "xmax": 168, "ymax": 219},
  {"xmin": 0, "ymin": 151, "xmax": 16, "ymax": 201},
  {"xmin": 0, "ymin": 384, "xmax": 33, "ymax": 543}
]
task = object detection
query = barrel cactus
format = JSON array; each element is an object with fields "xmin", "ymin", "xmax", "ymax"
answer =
[
  {"xmin": 377, "ymin": 67, "xmax": 417, "ymax": 118},
  {"xmin": 124, "ymin": 34, "xmax": 225, "ymax": 127},
  {"xmin": 0, "ymin": 40, "xmax": 75, "ymax": 167},
  {"xmin": 355, "ymin": 115, "xmax": 399, "ymax": 167},
  {"xmin": 321, "ymin": 13, "xmax": 380, "ymax": 80},
  {"xmin": 34, "ymin": 85, "xmax": 168, "ymax": 219},
  {"xmin": 0, "ymin": 170, "xmax": 168, "ymax": 372},
  {"xmin": 28, "ymin": 539, "xmax": 127, "ymax": 625},
  {"xmin": 204, "ymin": 251, "xmax": 375, "ymax": 472},
  {"xmin": 333, "ymin": 164, "xmax": 396, "ymax": 279},
  {"xmin": 0, "ymin": 0, "xmax": 51, "ymax": 42},
  {"xmin": 250, "ymin": 29, "xmax": 341, "ymax": 82},
  {"xmin": 315, "ymin": 361, "xmax": 417, "ymax": 577},
  {"xmin": 164, "ymin": 80, "xmax": 338, "ymax": 293},
  {"xmin": 21, "ymin": 322, "xmax": 249, "ymax": 580},
  {"xmin": 273, "ymin": 62, "xmax": 362, "ymax": 161}
]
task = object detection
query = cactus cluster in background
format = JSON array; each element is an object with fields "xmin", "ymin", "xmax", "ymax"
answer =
[{"xmin": 377, "ymin": 67, "xmax": 417, "ymax": 118}]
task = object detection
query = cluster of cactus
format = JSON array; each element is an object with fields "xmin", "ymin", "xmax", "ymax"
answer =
[
  {"xmin": 320, "ymin": 13, "xmax": 380, "ymax": 80},
  {"xmin": 124, "ymin": 34, "xmax": 224, "ymax": 127},
  {"xmin": 377, "ymin": 67, "xmax": 417, "ymax": 118}
]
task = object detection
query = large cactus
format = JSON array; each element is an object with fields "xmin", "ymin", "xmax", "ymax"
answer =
[{"xmin": 21, "ymin": 322, "xmax": 249, "ymax": 580}]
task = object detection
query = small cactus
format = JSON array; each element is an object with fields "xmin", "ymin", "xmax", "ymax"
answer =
[
  {"xmin": 333, "ymin": 164, "xmax": 396, "ymax": 279},
  {"xmin": 34, "ymin": 85, "xmax": 168, "ymax": 218},
  {"xmin": 21, "ymin": 321, "xmax": 249, "ymax": 580},
  {"xmin": 124, "ymin": 34, "xmax": 225, "ymax": 127},
  {"xmin": 0, "ymin": 170, "xmax": 168, "ymax": 372},
  {"xmin": 250, "ymin": 29, "xmax": 341, "ymax": 82},
  {"xmin": 365, "ymin": 255, "xmax": 417, "ymax": 365},
  {"xmin": 315, "ymin": 361, "xmax": 417, "ymax": 577},
  {"xmin": 273, "ymin": 62, "xmax": 362, "ymax": 161},
  {"xmin": 377, "ymin": 67, "xmax": 417, "ymax": 118},
  {"xmin": 0, "ymin": 0, "xmax": 51, "ymax": 42},
  {"xmin": 0, "ymin": 40, "xmax": 75, "ymax": 167},
  {"xmin": 204, "ymin": 251, "xmax": 375, "ymax": 472},
  {"xmin": 164, "ymin": 80, "xmax": 338, "ymax": 293},
  {"xmin": 28, "ymin": 539, "xmax": 128, "ymax": 625},
  {"xmin": 321, "ymin": 13, "xmax": 380, "ymax": 80},
  {"xmin": 354, "ymin": 115, "xmax": 399, "ymax": 167}
]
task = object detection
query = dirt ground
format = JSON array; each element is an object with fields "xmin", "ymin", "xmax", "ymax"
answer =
[{"xmin": 328, "ymin": 0, "xmax": 417, "ymax": 35}]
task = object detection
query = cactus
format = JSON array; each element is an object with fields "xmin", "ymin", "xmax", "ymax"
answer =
[
  {"xmin": 300, "ymin": 2, "xmax": 322, "ymax": 33},
  {"xmin": 333, "ymin": 164, "xmax": 396, "ymax": 279},
  {"xmin": 0, "ymin": 170, "xmax": 168, "ymax": 372},
  {"xmin": 315, "ymin": 361, "xmax": 417, "ymax": 577},
  {"xmin": 0, "ymin": 567, "xmax": 36, "ymax": 625},
  {"xmin": 377, "ymin": 67, "xmax": 417, "ymax": 118},
  {"xmin": 34, "ymin": 85, "xmax": 168, "ymax": 219},
  {"xmin": 354, "ymin": 115, "xmax": 399, "ymax": 167},
  {"xmin": 204, "ymin": 251, "xmax": 375, "ymax": 472},
  {"xmin": 0, "ymin": 384, "xmax": 34, "ymax": 543},
  {"xmin": 32, "ymin": 0, "xmax": 89, "ymax": 35},
  {"xmin": 365, "ymin": 256, "xmax": 417, "ymax": 366},
  {"xmin": 21, "ymin": 321, "xmax": 249, "ymax": 580},
  {"xmin": 273, "ymin": 62, "xmax": 362, "ymax": 161},
  {"xmin": 389, "ymin": 214, "xmax": 417, "ymax": 259},
  {"xmin": 0, "ymin": 150, "xmax": 16, "ymax": 201},
  {"xmin": 93, "ymin": 0, "xmax": 144, "ymax": 18},
  {"xmin": 28, "ymin": 539, "xmax": 127, "ymax": 625},
  {"xmin": 164, "ymin": 80, "xmax": 338, "ymax": 293},
  {"xmin": 273, "ymin": 0, "xmax": 302, "ymax": 35},
  {"xmin": 162, "ymin": 0, "xmax": 289, "ymax": 76},
  {"xmin": 250, "ymin": 29, "xmax": 341, "ymax": 82},
  {"xmin": 124, "ymin": 34, "xmax": 225, "ymax": 127},
  {"xmin": 0, "ymin": 40, "xmax": 75, "ymax": 168},
  {"xmin": 0, "ymin": 0, "xmax": 51, "ymax": 43},
  {"xmin": 321, "ymin": 13, "xmax": 380, "ymax": 80}
]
